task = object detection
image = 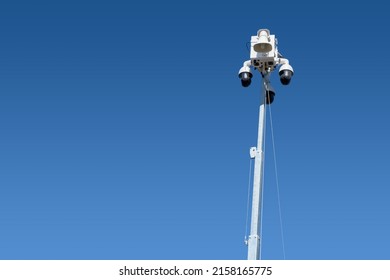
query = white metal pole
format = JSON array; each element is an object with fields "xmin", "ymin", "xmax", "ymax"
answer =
[{"xmin": 247, "ymin": 75, "xmax": 268, "ymax": 260}]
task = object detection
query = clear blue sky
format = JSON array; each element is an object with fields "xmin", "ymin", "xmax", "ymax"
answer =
[{"xmin": 1, "ymin": 0, "xmax": 390, "ymax": 260}]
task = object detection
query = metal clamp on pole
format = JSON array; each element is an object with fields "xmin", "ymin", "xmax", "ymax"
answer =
[{"xmin": 249, "ymin": 147, "xmax": 257, "ymax": 159}]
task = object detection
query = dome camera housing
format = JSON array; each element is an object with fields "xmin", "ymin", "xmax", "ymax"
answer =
[
  {"xmin": 279, "ymin": 63, "xmax": 294, "ymax": 85},
  {"xmin": 238, "ymin": 65, "xmax": 253, "ymax": 87},
  {"xmin": 239, "ymin": 72, "xmax": 253, "ymax": 87}
]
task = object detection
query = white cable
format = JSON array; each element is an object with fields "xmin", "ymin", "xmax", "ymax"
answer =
[{"xmin": 268, "ymin": 102, "xmax": 286, "ymax": 259}]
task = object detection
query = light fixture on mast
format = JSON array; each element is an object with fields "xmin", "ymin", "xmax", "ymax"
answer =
[{"xmin": 238, "ymin": 29, "xmax": 294, "ymax": 260}]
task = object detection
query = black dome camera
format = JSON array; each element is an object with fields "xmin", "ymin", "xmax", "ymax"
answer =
[{"xmin": 279, "ymin": 64, "xmax": 294, "ymax": 85}]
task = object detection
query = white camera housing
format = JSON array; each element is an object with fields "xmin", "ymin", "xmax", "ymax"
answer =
[
  {"xmin": 279, "ymin": 63, "xmax": 294, "ymax": 85},
  {"xmin": 238, "ymin": 28, "xmax": 294, "ymax": 90},
  {"xmin": 250, "ymin": 29, "xmax": 278, "ymax": 72}
]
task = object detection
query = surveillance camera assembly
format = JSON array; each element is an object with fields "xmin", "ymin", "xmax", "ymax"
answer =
[
  {"xmin": 239, "ymin": 28, "xmax": 295, "ymax": 260},
  {"xmin": 238, "ymin": 28, "xmax": 294, "ymax": 104}
]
